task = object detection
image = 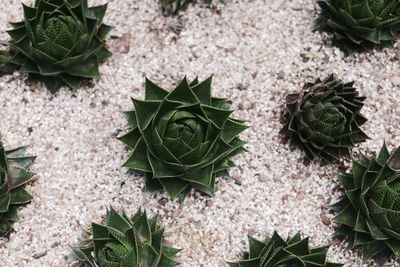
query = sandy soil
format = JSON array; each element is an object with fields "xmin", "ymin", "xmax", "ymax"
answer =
[{"xmin": 0, "ymin": 0, "xmax": 400, "ymax": 266}]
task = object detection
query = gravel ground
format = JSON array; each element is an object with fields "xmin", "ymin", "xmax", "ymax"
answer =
[{"xmin": 0, "ymin": 0, "xmax": 400, "ymax": 266}]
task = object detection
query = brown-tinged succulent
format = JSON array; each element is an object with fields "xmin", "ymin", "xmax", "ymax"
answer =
[
  {"xmin": 228, "ymin": 231, "xmax": 342, "ymax": 267},
  {"xmin": 3, "ymin": 0, "xmax": 112, "ymax": 92},
  {"xmin": 72, "ymin": 207, "xmax": 180, "ymax": 267},
  {"xmin": 0, "ymin": 141, "xmax": 36, "ymax": 237},
  {"xmin": 332, "ymin": 143, "xmax": 400, "ymax": 263},
  {"xmin": 280, "ymin": 74, "xmax": 368, "ymax": 162},
  {"xmin": 317, "ymin": 0, "xmax": 400, "ymax": 52},
  {"xmin": 118, "ymin": 76, "xmax": 247, "ymax": 200}
]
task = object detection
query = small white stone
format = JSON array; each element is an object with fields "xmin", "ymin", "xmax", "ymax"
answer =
[{"xmin": 391, "ymin": 76, "xmax": 400, "ymax": 86}]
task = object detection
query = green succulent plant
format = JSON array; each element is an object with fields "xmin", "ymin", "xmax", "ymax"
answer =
[
  {"xmin": 333, "ymin": 143, "xmax": 400, "ymax": 263},
  {"xmin": 161, "ymin": 0, "xmax": 190, "ymax": 15},
  {"xmin": 72, "ymin": 207, "xmax": 180, "ymax": 267},
  {"xmin": 118, "ymin": 76, "xmax": 247, "ymax": 200},
  {"xmin": 161, "ymin": 0, "xmax": 216, "ymax": 16},
  {"xmin": 0, "ymin": 142, "xmax": 36, "ymax": 237},
  {"xmin": 317, "ymin": 0, "xmax": 400, "ymax": 51},
  {"xmin": 4, "ymin": 0, "xmax": 112, "ymax": 92},
  {"xmin": 280, "ymin": 74, "xmax": 368, "ymax": 162},
  {"xmin": 228, "ymin": 231, "xmax": 342, "ymax": 267}
]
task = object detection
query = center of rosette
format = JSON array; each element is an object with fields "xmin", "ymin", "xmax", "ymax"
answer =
[
  {"xmin": 161, "ymin": 111, "xmax": 205, "ymax": 158},
  {"xmin": 100, "ymin": 242, "xmax": 129, "ymax": 264},
  {"xmin": 35, "ymin": 15, "xmax": 84, "ymax": 59},
  {"xmin": 307, "ymin": 102, "xmax": 346, "ymax": 138},
  {"xmin": 369, "ymin": 179, "xmax": 400, "ymax": 228}
]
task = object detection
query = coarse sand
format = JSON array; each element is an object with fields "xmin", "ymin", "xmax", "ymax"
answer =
[{"xmin": 0, "ymin": 0, "xmax": 400, "ymax": 266}]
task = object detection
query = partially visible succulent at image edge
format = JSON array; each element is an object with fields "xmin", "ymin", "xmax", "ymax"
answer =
[
  {"xmin": 119, "ymin": 76, "xmax": 247, "ymax": 200},
  {"xmin": 3, "ymin": 0, "xmax": 112, "ymax": 92},
  {"xmin": 161, "ymin": 0, "xmax": 189, "ymax": 15},
  {"xmin": 317, "ymin": 0, "xmax": 400, "ymax": 51},
  {"xmin": 332, "ymin": 143, "xmax": 400, "ymax": 263},
  {"xmin": 161, "ymin": 0, "xmax": 217, "ymax": 16},
  {"xmin": 0, "ymin": 141, "xmax": 36, "ymax": 237},
  {"xmin": 281, "ymin": 74, "xmax": 368, "ymax": 162},
  {"xmin": 72, "ymin": 207, "xmax": 180, "ymax": 267},
  {"xmin": 228, "ymin": 231, "xmax": 342, "ymax": 267}
]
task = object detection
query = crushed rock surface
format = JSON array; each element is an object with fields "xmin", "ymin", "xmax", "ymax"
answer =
[{"xmin": 0, "ymin": 0, "xmax": 400, "ymax": 266}]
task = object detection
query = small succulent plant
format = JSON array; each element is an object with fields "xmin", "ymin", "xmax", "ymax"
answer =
[
  {"xmin": 281, "ymin": 74, "xmax": 368, "ymax": 162},
  {"xmin": 161, "ymin": 0, "xmax": 190, "ymax": 15},
  {"xmin": 229, "ymin": 231, "xmax": 342, "ymax": 267},
  {"xmin": 4, "ymin": 0, "xmax": 112, "ymax": 92},
  {"xmin": 161, "ymin": 0, "xmax": 215, "ymax": 16},
  {"xmin": 119, "ymin": 76, "xmax": 247, "ymax": 200},
  {"xmin": 0, "ymin": 142, "xmax": 36, "ymax": 237},
  {"xmin": 72, "ymin": 207, "xmax": 180, "ymax": 267},
  {"xmin": 317, "ymin": 0, "xmax": 400, "ymax": 51},
  {"xmin": 333, "ymin": 143, "xmax": 400, "ymax": 263}
]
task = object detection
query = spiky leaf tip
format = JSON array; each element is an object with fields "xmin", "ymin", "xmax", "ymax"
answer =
[
  {"xmin": 333, "ymin": 142, "xmax": 400, "ymax": 263},
  {"xmin": 280, "ymin": 74, "xmax": 368, "ymax": 162},
  {"xmin": 118, "ymin": 75, "xmax": 248, "ymax": 200},
  {"xmin": 72, "ymin": 207, "xmax": 180, "ymax": 267},
  {"xmin": 316, "ymin": 0, "xmax": 400, "ymax": 52},
  {"xmin": 228, "ymin": 231, "xmax": 342, "ymax": 267},
  {"xmin": 0, "ymin": 141, "xmax": 36, "ymax": 237},
  {"xmin": 3, "ymin": 0, "xmax": 112, "ymax": 92}
]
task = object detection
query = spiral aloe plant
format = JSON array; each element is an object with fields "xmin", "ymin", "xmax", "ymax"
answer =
[
  {"xmin": 118, "ymin": 76, "xmax": 247, "ymax": 200},
  {"xmin": 333, "ymin": 143, "xmax": 400, "ymax": 263},
  {"xmin": 229, "ymin": 231, "xmax": 342, "ymax": 267},
  {"xmin": 317, "ymin": 0, "xmax": 400, "ymax": 51},
  {"xmin": 4, "ymin": 0, "xmax": 112, "ymax": 92},
  {"xmin": 280, "ymin": 74, "xmax": 368, "ymax": 162},
  {"xmin": 72, "ymin": 207, "xmax": 180, "ymax": 267},
  {"xmin": 0, "ymin": 141, "xmax": 36, "ymax": 237}
]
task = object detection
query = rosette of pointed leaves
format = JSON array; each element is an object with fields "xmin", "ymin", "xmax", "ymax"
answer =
[
  {"xmin": 118, "ymin": 76, "xmax": 247, "ymax": 199},
  {"xmin": 228, "ymin": 231, "xmax": 342, "ymax": 267},
  {"xmin": 5, "ymin": 0, "xmax": 112, "ymax": 92},
  {"xmin": 333, "ymin": 143, "xmax": 400, "ymax": 262},
  {"xmin": 0, "ymin": 142, "xmax": 36, "ymax": 237},
  {"xmin": 317, "ymin": 0, "xmax": 400, "ymax": 51},
  {"xmin": 280, "ymin": 74, "xmax": 368, "ymax": 162},
  {"xmin": 72, "ymin": 207, "xmax": 180, "ymax": 267}
]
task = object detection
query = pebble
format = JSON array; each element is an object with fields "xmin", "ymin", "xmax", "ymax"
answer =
[
  {"xmin": 321, "ymin": 214, "xmax": 331, "ymax": 226},
  {"xmin": 391, "ymin": 76, "xmax": 400, "ymax": 86},
  {"xmin": 258, "ymin": 172, "xmax": 268, "ymax": 182},
  {"xmin": 32, "ymin": 251, "xmax": 47, "ymax": 259}
]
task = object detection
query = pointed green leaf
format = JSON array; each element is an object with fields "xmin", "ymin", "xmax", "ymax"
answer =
[
  {"xmin": 191, "ymin": 75, "xmax": 212, "ymax": 105},
  {"xmin": 166, "ymin": 77, "xmax": 198, "ymax": 104},
  {"xmin": 10, "ymin": 187, "xmax": 32, "ymax": 205},
  {"xmin": 145, "ymin": 78, "xmax": 169, "ymax": 101},
  {"xmin": 158, "ymin": 178, "xmax": 189, "ymax": 200},
  {"xmin": 123, "ymin": 137, "xmax": 152, "ymax": 172},
  {"xmin": 181, "ymin": 164, "xmax": 214, "ymax": 187}
]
